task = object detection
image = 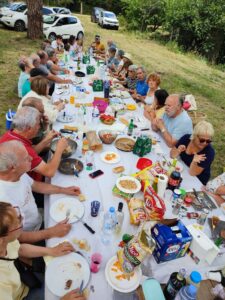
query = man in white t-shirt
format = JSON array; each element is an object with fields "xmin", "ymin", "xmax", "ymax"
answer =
[
  {"xmin": 0, "ymin": 140, "xmax": 81, "ymax": 244},
  {"xmin": 51, "ymin": 35, "xmax": 64, "ymax": 53}
]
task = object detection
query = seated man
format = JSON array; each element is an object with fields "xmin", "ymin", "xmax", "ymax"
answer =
[
  {"xmin": 22, "ymin": 67, "xmax": 48, "ymax": 97},
  {"xmin": 118, "ymin": 64, "xmax": 138, "ymax": 92},
  {"xmin": 51, "ymin": 35, "xmax": 64, "ymax": 54},
  {"xmin": 0, "ymin": 106, "xmax": 68, "ymax": 179},
  {"xmin": 151, "ymin": 94, "xmax": 193, "ymax": 147},
  {"xmin": 0, "ymin": 140, "xmax": 81, "ymax": 243},
  {"xmin": 46, "ymin": 47, "xmax": 69, "ymax": 75},
  {"xmin": 106, "ymin": 46, "xmax": 119, "ymax": 70},
  {"xmin": 132, "ymin": 66, "xmax": 149, "ymax": 102},
  {"xmin": 37, "ymin": 50, "xmax": 72, "ymax": 84},
  {"xmin": 91, "ymin": 34, "xmax": 105, "ymax": 55},
  {"xmin": 17, "ymin": 56, "xmax": 33, "ymax": 98}
]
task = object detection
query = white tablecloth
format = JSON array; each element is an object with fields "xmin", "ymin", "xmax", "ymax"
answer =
[{"xmin": 45, "ymin": 58, "xmax": 225, "ymax": 300}]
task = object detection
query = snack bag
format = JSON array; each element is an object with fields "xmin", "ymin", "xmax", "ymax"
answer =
[
  {"xmin": 128, "ymin": 197, "xmax": 148, "ymax": 225},
  {"xmin": 117, "ymin": 227, "xmax": 155, "ymax": 274},
  {"xmin": 144, "ymin": 185, "xmax": 166, "ymax": 220}
]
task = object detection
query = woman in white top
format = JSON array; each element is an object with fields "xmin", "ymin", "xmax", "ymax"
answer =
[
  {"xmin": 204, "ymin": 172, "xmax": 225, "ymax": 206},
  {"xmin": 19, "ymin": 76, "xmax": 64, "ymax": 124},
  {"xmin": 144, "ymin": 73, "xmax": 161, "ymax": 105},
  {"xmin": 0, "ymin": 202, "xmax": 84, "ymax": 300}
]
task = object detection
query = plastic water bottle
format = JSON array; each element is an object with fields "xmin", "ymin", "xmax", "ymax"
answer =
[
  {"xmin": 174, "ymin": 285, "xmax": 197, "ymax": 300},
  {"xmin": 89, "ymin": 47, "xmax": 93, "ymax": 57},
  {"xmin": 101, "ymin": 207, "xmax": 117, "ymax": 245}
]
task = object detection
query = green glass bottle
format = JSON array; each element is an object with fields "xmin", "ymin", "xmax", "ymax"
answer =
[{"xmin": 127, "ymin": 119, "xmax": 134, "ymax": 136}]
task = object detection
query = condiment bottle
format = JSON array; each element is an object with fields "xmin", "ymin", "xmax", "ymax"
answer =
[
  {"xmin": 164, "ymin": 268, "xmax": 186, "ymax": 300},
  {"xmin": 186, "ymin": 271, "xmax": 202, "ymax": 289},
  {"xmin": 82, "ymin": 139, "xmax": 89, "ymax": 155},
  {"xmin": 127, "ymin": 119, "xmax": 134, "ymax": 136},
  {"xmin": 167, "ymin": 168, "xmax": 182, "ymax": 191},
  {"xmin": 115, "ymin": 202, "xmax": 124, "ymax": 234}
]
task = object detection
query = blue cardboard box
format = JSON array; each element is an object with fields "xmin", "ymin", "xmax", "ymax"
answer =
[{"xmin": 151, "ymin": 220, "xmax": 192, "ymax": 263}]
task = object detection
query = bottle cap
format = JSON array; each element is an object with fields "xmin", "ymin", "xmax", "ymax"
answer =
[
  {"xmin": 179, "ymin": 268, "xmax": 186, "ymax": 278},
  {"xmin": 118, "ymin": 202, "xmax": 123, "ymax": 212},
  {"xmin": 188, "ymin": 285, "xmax": 197, "ymax": 296},
  {"xmin": 109, "ymin": 207, "xmax": 115, "ymax": 213},
  {"xmin": 190, "ymin": 271, "xmax": 202, "ymax": 284}
]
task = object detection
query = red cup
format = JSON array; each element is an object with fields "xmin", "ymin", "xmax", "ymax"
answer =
[{"xmin": 90, "ymin": 253, "xmax": 102, "ymax": 273}]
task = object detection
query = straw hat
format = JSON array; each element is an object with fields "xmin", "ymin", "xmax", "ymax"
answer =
[{"xmin": 123, "ymin": 52, "xmax": 132, "ymax": 61}]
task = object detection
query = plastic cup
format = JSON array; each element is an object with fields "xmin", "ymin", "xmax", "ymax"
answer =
[
  {"xmin": 90, "ymin": 253, "xmax": 102, "ymax": 273},
  {"xmin": 91, "ymin": 200, "xmax": 100, "ymax": 217},
  {"xmin": 70, "ymin": 95, "xmax": 75, "ymax": 105}
]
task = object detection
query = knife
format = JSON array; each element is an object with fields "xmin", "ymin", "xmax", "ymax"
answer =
[{"xmin": 79, "ymin": 280, "xmax": 84, "ymax": 294}]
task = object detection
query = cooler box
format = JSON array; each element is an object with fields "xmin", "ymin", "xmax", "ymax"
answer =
[
  {"xmin": 151, "ymin": 220, "xmax": 192, "ymax": 263},
  {"xmin": 187, "ymin": 224, "xmax": 219, "ymax": 265}
]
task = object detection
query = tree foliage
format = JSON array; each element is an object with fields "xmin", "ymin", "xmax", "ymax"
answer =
[{"xmin": 121, "ymin": 0, "xmax": 225, "ymax": 63}]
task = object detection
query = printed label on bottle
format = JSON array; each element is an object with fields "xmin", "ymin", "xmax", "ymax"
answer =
[
  {"xmin": 168, "ymin": 178, "xmax": 180, "ymax": 187},
  {"xmin": 166, "ymin": 282, "xmax": 176, "ymax": 297}
]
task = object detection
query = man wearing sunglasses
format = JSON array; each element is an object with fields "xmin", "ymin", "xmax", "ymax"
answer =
[
  {"xmin": 0, "ymin": 140, "xmax": 81, "ymax": 244},
  {"xmin": 170, "ymin": 120, "xmax": 215, "ymax": 185}
]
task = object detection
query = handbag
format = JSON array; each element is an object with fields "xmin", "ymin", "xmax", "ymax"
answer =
[{"xmin": 0, "ymin": 257, "xmax": 42, "ymax": 288}]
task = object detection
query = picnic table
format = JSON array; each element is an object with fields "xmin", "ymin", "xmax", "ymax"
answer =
[{"xmin": 44, "ymin": 57, "xmax": 225, "ymax": 300}]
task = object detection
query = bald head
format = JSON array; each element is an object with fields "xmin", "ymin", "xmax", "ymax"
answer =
[
  {"xmin": 22, "ymin": 97, "xmax": 44, "ymax": 114},
  {"xmin": 0, "ymin": 141, "xmax": 26, "ymax": 172},
  {"xmin": 165, "ymin": 94, "xmax": 183, "ymax": 118}
]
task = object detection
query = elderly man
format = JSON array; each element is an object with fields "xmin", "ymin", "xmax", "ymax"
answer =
[
  {"xmin": 0, "ymin": 106, "xmax": 67, "ymax": 179},
  {"xmin": 91, "ymin": 34, "xmax": 105, "ymax": 55},
  {"xmin": 0, "ymin": 140, "xmax": 81, "ymax": 243},
  {"xmin": 151, "ymin": 94, "xmax": 193, "ymax": 147},
  {"xmin": 132, "ymin": 66, "xmax": 149, "ymax": 102},
  {"xmin": 37, "ymin": 50, "xmax": 71, "ymax": 84},
  {"xmin": 46, "ymin": 47, "xmax": 70, "ymax": 75}
]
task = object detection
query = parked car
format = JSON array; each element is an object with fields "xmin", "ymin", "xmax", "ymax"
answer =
[
  {"xmin": 98, "ymin": 10, "xmax": 119, "ymax": 30},
  {"xmin": 91, "ymin": 7, "xmax": 104, "ymax": 23},
  {"xmin": 52, "ymin": 7, "xmax": 71, "ymax": 14},
  {"xmin": 0, "ymin": 4, "xmax": 54, "ymax": 31},
  {"xmin": 43, "ymin": 14, "xmax": 84, "ymax": 41},
  {"xmin": 0, "ymin": 2, "xmax": 24, "ymax": 18}
]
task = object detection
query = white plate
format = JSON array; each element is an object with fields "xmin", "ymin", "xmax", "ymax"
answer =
[
  {"xmin": 46, "ymin": 252, "xmax": 90, "ymax": 297},
  {"xmin": 100, "ymin": 151, "xmax": 120, "ymax": 164},
  {"xmin": 72, "ymin": 79, "xmax": 83, "ymax": 85},
  {"xmin": 57, "ymin": 115, "xmax": 75, "ymax": 123},
  {"xmin": 116, "ymin": 176, "xmax": 141, "ymax": 194},
  {"xmin": 50, "ymin": 198, "xmax": 85, "ymax": 224},
  {"xmin": 105, "ymin": 256, "xmax": 142, "ymax": 293}
]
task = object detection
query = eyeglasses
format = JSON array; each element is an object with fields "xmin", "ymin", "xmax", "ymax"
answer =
[
  {"xmin": 198, "ymin": 136, "xmax": 212, "ymax": 144},
  {"xmin": 7, "ymin": 206, "xmax": 23, "ymax": 234}
]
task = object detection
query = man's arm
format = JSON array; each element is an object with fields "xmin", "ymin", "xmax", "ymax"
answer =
[
  {"xmin": 31, "ymin": 180, "xmax": 81, "ymax": 196},
  {"xmin": 47, "ymin": 73, "xmax": 71, "ymax": 84}
]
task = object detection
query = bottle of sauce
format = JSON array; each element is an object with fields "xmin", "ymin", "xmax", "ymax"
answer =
[
  {"xmin": 82, "ymin": 139, "xmax": 89, "ymax": 155},
  {"xmin": 164, "ymin": 268, "xmax": 186, "ymax": 300},
  {"xmin": 115, "ymin": 202, "xmax": 124, "ymax": 234}
]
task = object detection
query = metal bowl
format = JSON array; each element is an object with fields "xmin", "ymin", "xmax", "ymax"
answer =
[
  {"xmin": 51, "ymin": 138, "xmax": 77, "ymax": 158},
  {"xmin": 98, "ymin": 130, "xmax": 118, "ymax": 144}
]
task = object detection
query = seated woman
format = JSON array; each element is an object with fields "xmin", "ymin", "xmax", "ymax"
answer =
[
  {"xmin": 19, "ymin": 76, "xmax": 64, "ymax": 124},
  {"xmin": 144, "ymin": 73, "xmax": 161, "ymax": 105},
  {"xmin": 112, "ymin": 53, "xmax": 133, "ymax": 81},
  {"xmin": 170, "ymin": 120, "xmax": 215, "ymax": 185},
  {"xmin": 0, "ymin": 202, "xmax": 85, "ymax": 300},
  {"xmin": 204, "ymin": 172, "xmax": 225, "ymax": 205},
  {"xmin": 144, "ymin": 89, "xmax": 169, "ymax": 121}
]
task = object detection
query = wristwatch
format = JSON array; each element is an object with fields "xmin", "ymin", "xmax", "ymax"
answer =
[{"xmin": 161, "ymin": 127, "xmax": 166, "ymax": 133}]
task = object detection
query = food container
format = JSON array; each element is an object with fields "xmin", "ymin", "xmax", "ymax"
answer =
[
  {"xmin": 98, "ymin": 130, "xmax": 118, "ymax": 144},
  {"xmin": 51, "ymin": 138, "xmax": 77, "ymax": 158}
]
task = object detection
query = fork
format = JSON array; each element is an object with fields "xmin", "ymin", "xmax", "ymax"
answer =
[{"xmin": 66, "ymin": 209, "xmax": 71, "ymax": 220}]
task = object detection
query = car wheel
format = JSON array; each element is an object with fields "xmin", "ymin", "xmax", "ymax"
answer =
[
  {"xmin": 48, "ymin": 32, "xmax": 57, "ymax": 41},
  {"xmin": 77, "ymin": 31, "xmax": 84, "ymax": 40},
  {"xmin": 101, "ymin": 22, "xmax": 104, "ymax": 28},
  {"xmin": 14, "ymin": 20, "xmax": 25, "ymax": 32},
  {"xmin": 115, "ymin": 27, "xmax": 119, "ymax": 31}
]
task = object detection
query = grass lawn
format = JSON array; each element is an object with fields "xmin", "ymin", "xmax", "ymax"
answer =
[{"xmin": 0, "ymin": 14, "xmax": 224, "ymax": 178}]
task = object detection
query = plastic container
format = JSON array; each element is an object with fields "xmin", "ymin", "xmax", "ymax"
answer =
[
  {"xmin": 142, "ymin": 278, "xmax": 166, "ymax": 300},
  {"xmin": 174, "ymin": 285, "xmax": 197, "ymax": 300},
  {"xmin": 101, "ymin": 207, "xmax": 117, "ymax": 245},
  {"xmin": 6, "ymin": 110, "xmax": 16, "ymax": 130},
  {"xmin": 186, "ymin": 271, "xmax": 202, "ymax": 289}
]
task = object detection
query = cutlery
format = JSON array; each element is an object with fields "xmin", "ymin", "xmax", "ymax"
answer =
[
  {"xmin": 73, "ymin": 213, "xmax": 95, "ymax": 234},
  {"xmin": 72, "ymin": 163, "xmax": 79, "ymax": 177},
  {"xmin": 162, "ymin": 154, "xmax": 171, "ymax": 167},
  {"xmin": 79, "ymin": 280, "xmax": 84, "ymax": 294}
]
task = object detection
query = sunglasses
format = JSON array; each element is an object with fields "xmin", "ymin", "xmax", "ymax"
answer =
[
  {"xmin": 7, "ymin": 206, "xmax": 23, "ymax": 234},
  {"xmin": 198, "ymin": 136, "xmax": 212, "ymax": 144}
]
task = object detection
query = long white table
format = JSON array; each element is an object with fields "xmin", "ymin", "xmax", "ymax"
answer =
[{"xmin": 45, "ymin": 58, "xmax": 225, "ymax": 299}]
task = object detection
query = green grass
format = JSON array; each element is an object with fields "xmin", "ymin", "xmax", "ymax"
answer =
[{"xmin": 0, "ymin": 15, "xmax": 224, "ymax": 178}]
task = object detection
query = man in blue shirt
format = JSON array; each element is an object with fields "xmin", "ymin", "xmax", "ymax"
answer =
[
  {"xmin": 152, "ymin": 94, "xmax": 193, "ymax": 147},
  {"xmin": 132, "ymin": 66, "xmax": 148, "ymax": 102}
]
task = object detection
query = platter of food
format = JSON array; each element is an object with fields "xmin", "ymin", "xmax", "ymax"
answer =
[
  {"xmin": 115, "ymin": 137, "xmax": 136, "ymax": 152},
  {"xmin": 116, "ymin": 176, "xmax": 141, "ymax": 194},
  {"xmin": 98, "ymin": 130, "xmax": 118, "ymax": 144},
  {"xmin": 100, "ymin": 151, "xmax": 120, "ymax": 164},
  {"xmin": 50, "ymin": 197, "xmax": 84, "ymax": 224},
  {"xmin": 46, "ymin": 252, "xmax": 90, "ymax": 297},
  {"xmin": 105, "ymin": 256, "xmax": 142, "ymax": 293},
  {"xmin": 51, "ymin": 138, "xmax": 77, "ymax": 158},
  {"xmin": 58, "ymin": 158, "xmax": 83, "ymax": 175},
  {"xmin": 100, "ymin": 114, "xmax": 116, "ymax": 125}
]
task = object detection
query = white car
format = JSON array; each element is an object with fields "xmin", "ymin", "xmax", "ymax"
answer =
[
  {"xmin": 0, "ymin": 4, "xmax": 55, "ymax": 31},
  {"xmin": 43, "ymin": 14, "xmax": 84, "ymax": 40},
  {"xmin": 52, "ymin": 7, "xmax": 71, "ymax": 15},
  {"xmin": 98, "ymin": 10, "xmax": 119, "ymax": 30}
]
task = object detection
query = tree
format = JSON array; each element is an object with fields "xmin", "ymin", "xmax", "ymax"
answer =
[{"xmin": 26, "ymin": 0, "xmax": 43, "ymax": 40}]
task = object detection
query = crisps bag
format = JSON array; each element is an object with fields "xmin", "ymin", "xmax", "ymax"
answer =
[
  {"xmin": 128, "ymin": 197, "xmax": 148, "ymax": 225},
  {"xmin": 144, "ymin": 185, "xmax": 166, "ymax": 220}
]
